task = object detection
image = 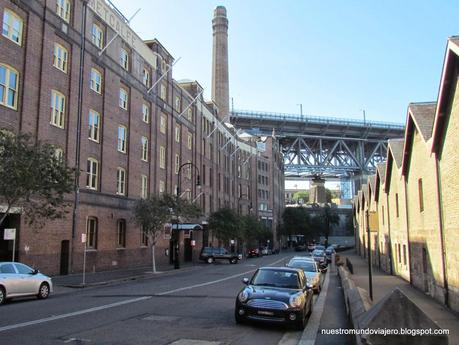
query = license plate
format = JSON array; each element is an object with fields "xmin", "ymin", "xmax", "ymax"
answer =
[{"xmin": 257, "ymin": 310, "xmax": 274, "ymax": 316}]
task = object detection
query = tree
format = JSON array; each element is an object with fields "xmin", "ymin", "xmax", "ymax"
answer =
[
  {"xmin": 0, "ymin": 131, "xmax": 74, "ymax": 227},
  {"xmin": 133, "ymin": 193, "xmax": 200, "ymax": 273},
  {"xmin": 318, "ymin": 205, "xmax": 340, "ymax": 243},
  {"xmin": 293, "ymin": 191, "xmax": 309, "ymax": 204},
  {"xmin": 281, "ymin": 207, "xmax": 313, "ymax": 241},
  {"xmin": 208, "ymin": 208, "xmax": 240, "ymax": 244},
  {"xmin": 240, "ymin": 214, "xmax": 271, "ymax": 246}
]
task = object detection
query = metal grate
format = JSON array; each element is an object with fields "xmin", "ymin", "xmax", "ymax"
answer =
[{"xmin": 247, "ymin": 299, "xmax": 289, "ymax": 310}]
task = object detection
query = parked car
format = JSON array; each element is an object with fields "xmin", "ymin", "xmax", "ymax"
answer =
[
  {"xmin": 325, "ymin": 246, "xmax": 336, "ymax": 263},
  {"xmin": 311, "ymin": 249, "xmax": 327, "ymax": 270},
  {"xmin": 286, "ymin": 257, "xmax": 321, "ymax": 293},
  {"xmin": 314, "ymin": 245, "xmax": 326, "ymax": 251},
  {"xmin": 261, "ymin": 247, "xmax": 272, "ymax": 255},
  {"xmin": 235, "ymin": 267, "xmax": 313, "ymax": 330},
  {"xmin": 0, "ymin": 262, "xmax": 53, "ymax": 305},
  {"xmin": 199, "ymin": 247, "xmax": 241, "ymax": 264},
  {"xmin": 307, "ymin": 243, "xmax": 315, "ymax": 251},
  {"xmin": 247, "ymin": 248, "xmax": 261, "ymax": 258}
]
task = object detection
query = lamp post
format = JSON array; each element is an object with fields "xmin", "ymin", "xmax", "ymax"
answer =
[{"xmin": 174, "ymin": 162, "xmax": 201, "ymax": 269}]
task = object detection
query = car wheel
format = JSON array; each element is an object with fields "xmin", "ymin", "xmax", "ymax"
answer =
[
  {"xmin": 38, "ymin": 283, "xmax": 50, "ymax": 299},
  {"xmin": 307, "ymin": 299, "xmax": 313, "ymax": 317},
  {"xmin": 295, "ymin": 311, "xmax": 307, "ymax": 330},
  {"xmin": 230, "ymin": 258, "xmax": 237, "ymax": 264},
  {"xmin": 315, "ymin": 285, "xmax": 321, "ymax": 294},
  {"xmin": 0, "ymin": 286, "xmax": 5, "ymax": 305},
  {"xmin": 206, "ymin": 257, "xmax": 214, "ymax": 264}
]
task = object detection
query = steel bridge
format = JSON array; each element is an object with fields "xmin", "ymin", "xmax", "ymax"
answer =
[{"xmin": 231, "ymin": 109, "xmax": 405, "ymax": 196}]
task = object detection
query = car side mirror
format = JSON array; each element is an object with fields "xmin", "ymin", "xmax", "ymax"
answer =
[
  {"xmin": 306, "ymin": 283, "xmax": 313, "ymax": 290},
  {"xmin": 31, "ymin": 269, "xmax": 39, "ymax": 275},
  {"xmin": 242, "ymin": 277, "xmax": 249, "ymax": 285}
]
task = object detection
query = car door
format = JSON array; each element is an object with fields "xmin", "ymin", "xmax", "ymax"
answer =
[
  {"xmin": 13, "ymin": 263, "xmax": 37, "ymax": 295},
  {"xmin": 0, "ymin": 263, "xmax": 21, "ymax": 297}
]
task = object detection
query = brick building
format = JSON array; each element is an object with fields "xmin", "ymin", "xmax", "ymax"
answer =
[
  {"xmin": 0, "ymin": 0, "xmax": 284, "ymax": 275},
  {"xmin": 353, "ymin": 36, "xmax": 459, "ymax": 312}
]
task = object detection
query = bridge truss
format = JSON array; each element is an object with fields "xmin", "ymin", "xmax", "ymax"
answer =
[{"xmin": 231, "ymin": 109, "xmax": 405, "ymax": 196}]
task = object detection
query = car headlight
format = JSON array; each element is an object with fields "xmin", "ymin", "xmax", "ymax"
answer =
[
  {"xmin": 238, "ymin": 289, "xmax": 249, "ymax": 303},
  {"xmin": 289, "ymin": 293, "xmax": 304, "ymax": 308}
]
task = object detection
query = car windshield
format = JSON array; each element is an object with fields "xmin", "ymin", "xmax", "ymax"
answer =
[
  {"xmin": 251, "ymin": 269, "xmax": 300, "ymax": 289},
  {"xmin": 288, "ymin": 260, "xmax": 317, "ymax": 272}
]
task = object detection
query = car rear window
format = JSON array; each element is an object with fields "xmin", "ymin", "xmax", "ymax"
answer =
[
  {"xmin": 0, "ymin": 263, "xmax": 16, "ymax": 273},
  {"xmin": 289, "ymin": 261, "xmax": 316, "ymax": 272}
]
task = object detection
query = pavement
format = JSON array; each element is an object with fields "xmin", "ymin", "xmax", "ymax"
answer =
[
  {"xmin": 341, "ymin": 250, "xmax": 459, "ymax": 345},
  {"xmin": 51, "ymin": 261, "xmax": 202, "ymax": 294}
]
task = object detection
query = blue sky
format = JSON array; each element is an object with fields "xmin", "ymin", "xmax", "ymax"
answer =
[{"xmin": 113, "ymin": 0, "xmax": 458, "ymax": 124}]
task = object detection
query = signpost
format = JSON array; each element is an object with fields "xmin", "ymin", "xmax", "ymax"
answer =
[
  {"xmin": 4, "ymin": 228, "xmax": 16, "ymax": 262},
  {"xmin": 81, "ymin": 233, "xmax": 87, "ymax": 286}
]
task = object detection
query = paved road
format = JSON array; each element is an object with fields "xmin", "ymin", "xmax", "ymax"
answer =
[{"xmin": 0, "ymin": 252, "xmax": 343, "ymax": 345}]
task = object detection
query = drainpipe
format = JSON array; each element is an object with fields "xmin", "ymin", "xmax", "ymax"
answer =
[
  {"xmin": 403, "ymin": 176, "xmax": 413, "ymax": 285},
  {"xmin": 386, "ymin": 192, "xmax": 393, "ymax": 275},
  {"xmin": 434, "ymin": 156, "xmax": 449, "ymax": 307},
  {"xmin": 71, "ymin": 0, "xmax": 89, "ymax": 272}
]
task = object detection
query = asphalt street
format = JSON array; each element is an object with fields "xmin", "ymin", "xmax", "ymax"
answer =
[{"xmin": 0, "ymin": 252, "xmax": 347, "ymax": 345}]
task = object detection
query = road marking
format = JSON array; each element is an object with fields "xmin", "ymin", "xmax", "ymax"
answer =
[
  {"xmin": 298, "ymin": 271, "xmax": 330, "ymax": 345},
  {"xmin": 0, "ymin": 256, "xmax": 287, "ymax": 333},
  {"xmin": 0, "ymin": 296, "xmax": 150, "ymax": 333},
  {"xmin": 157, "ymin": 256, "xmax": 286, "ymax": 296}
]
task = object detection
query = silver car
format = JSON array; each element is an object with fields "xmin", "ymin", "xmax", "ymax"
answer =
[
  {"xmin": 286, "ymin": 258, "xmax": 321, "ymax": 293},
  {"xmin": 0, "ymin": 262, "xmax": 53, "ymax": 304}
]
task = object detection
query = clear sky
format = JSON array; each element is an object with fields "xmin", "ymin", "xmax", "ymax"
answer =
[{"xmin": 113, "ymin": 0, "xmax": 457, "ymax": 124}]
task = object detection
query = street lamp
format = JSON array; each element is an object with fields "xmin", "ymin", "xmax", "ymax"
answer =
[{"xmin": 173, "ymin": 162, "xmax": 201, "ymax": 269}]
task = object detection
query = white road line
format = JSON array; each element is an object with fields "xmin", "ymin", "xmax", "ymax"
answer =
[
  {"xmin": 298, "ymin": 271, "xmax": 331, "ymax": 345},
  {"xmin": 0, "ymin": 296, "xmax": 150, "ymax": 333},
  {"xmin": 0, "ymin": 256, "xmax": 287, "ymax": 333}
]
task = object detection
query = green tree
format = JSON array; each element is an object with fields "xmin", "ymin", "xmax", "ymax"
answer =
[
  {"xmin": 208, "ymin": 208, "xmax": 240, "ymax": 244},
  {"xmin": 133, "ymin": 193, "xmax": 200, "ymax": 273},
  {"xmin": 0, "ymin": 131, "xmax": 74, "ymax": 227},
  {"xmin": 293, "ymin": 191, "xmax": 309, "ymax": 204},
  {"xmin": 240, "ymin": 214, "xmax": 271, "ymax": 246},
  {"xmin": 281, "ymin": 207, "xmax": 313, "ymax": 240},
  {"xmin": 315, "ymin": 205, "xmax": 340, "ymax": 242}
]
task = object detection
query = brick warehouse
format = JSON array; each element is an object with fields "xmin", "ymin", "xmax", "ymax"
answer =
[
  {"xmin": 353, "ymin": 36, "xmax": 459, "ymax": 312},
  {"xmin": 0, "ymin": 0, "xmax": 285, "ymax": 275}
]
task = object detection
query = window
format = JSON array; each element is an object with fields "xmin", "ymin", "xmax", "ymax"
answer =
[
  {"xmin": 418, "ymin": 178, "xmax": 424, "ymax": 212},
  {"xmin": 141, "ymin": 175, "xmax": 148, "ymax": 199},
  {"xmin": 403, "ymin": 244, "xmax": 407, "ymax": 266},
  {"xmin": 161, "ymin": 59, "xmax": 167, "ymax": 73},
  {"xmin": 86, "ymin": 158, "xmax": 98, "ymax": 190},
  {"xmin": 0, "ymin": 64, "xmax": 19, "ymax": 109},
  {"xmin": 2, "ymin": 9, "xmax": 23, "ymax": 45},
  {"xmin": 116, "ymin": 167, "xmax": 126, "ymax": 195},
  {"xmin": 56, "ymin": 0, "xmax": 71, "ymax": 23},
  {"xmin": 90, "ymin": 68, "xmax": 102, "ymax": 94},
  {"xmin": 142, "ymin": 67, "xmax": 150, "ymax": 87},
  {"xmin": 120, "ymin": 48, "xmax": 129, "ymax": 70},
  {"xmin": 159, "ymin": 146, "xmax": 166, "ymax": 169},
  {"xmin": 53, "ymin": 43, "xmax": 68, "ymax": 73},
  {"xmin": 397, "ymin": 243, "xmax": 401, "ymax": 264},
  {"xmin": 117, "ymin": 219, "xmax": 126, "ymax": 248},
  {"xmin": 141, "ymin": 136, "xmax": 148, "ymax": 161},
  {"xmin": 159, "ymin": 180, "xmax": 165, "ymax": 194},
  {"xmin": 382, "ymin": 205, "xmax": 385, "ymax": 225},
  {"xmin": 175, "ymin": 96, "xmax": 180, "ymax": 111},
  {"xmin": 50, "ymin": 90, "xmax": 65, "ymax": 128},
  {"xmin": 119, "ymin": 88, "xmax": 128, "ymax": 110},
  {"xmin": 54, "ymin": 147, "xmax": 64, "ymax": 161},
  {"xmin": 175, "ymin": 125, "xmax": 180, "ymax": 142},
  {"xmin": 187, "ymin": 108, "xmax": 192, "ymax": 122},
  {"xmin": 187, "ymin": 133, "xmax": 193, "ymax": 150},
  {"xmin": 395, "ymin": 193, "xmax": 399, "ymax": 218},
  {"xmin": 186, "ymin": 160, "xmax": 192, "ymax": 180},
  {"xmin": 175, "ymin": 154, "xmax": 180, "ymax": 174},
  {"xmin": 160, "ymin": 114, "xmax": 167, "ymax": 134},
  {"xmin": 86, "ymin": 217, "xmax": 98, "ymax": 249},
  {"xmin": 91, "ymin": 23, "xmax": 104, "ymax": 49},
  {"xmin": 142, "ymin": 103, "xmax": 149, "ymax": 123},
  {"xmin": 160, "ymin": 83, "xmax": 166, "ymax": 100},
  {"xmin": 141, "ymin": 227, "xmax": 148, "ymax": 247},
  {"xmin": 88, "ymin": 109, "xmax": 100, "ymax": 142},
  {"xmin": 117, "ymin": 126, "xmax": 127, "ymax": 153}
]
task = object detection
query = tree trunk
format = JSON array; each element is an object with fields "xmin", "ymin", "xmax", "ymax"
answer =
[{"xmin": 151, "ymin": 244, "xmax": 157, "ymax": 273}]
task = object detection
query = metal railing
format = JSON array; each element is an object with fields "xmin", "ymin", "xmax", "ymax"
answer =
[{"xmin": 231, "ymin": 109, "xmax": 405, "ymax": 130}]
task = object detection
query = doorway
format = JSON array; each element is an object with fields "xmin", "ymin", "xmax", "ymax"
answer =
[{"xmin": 60, "ymin": 240, "xmax": 70, "ymax": 275}]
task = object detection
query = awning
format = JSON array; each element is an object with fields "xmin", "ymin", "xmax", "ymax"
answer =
[{"xmin": 172, "ymin": 223, "xmax": 203, "ymax": 231}]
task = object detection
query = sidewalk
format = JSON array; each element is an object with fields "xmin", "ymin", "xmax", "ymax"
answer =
[
  {"xmin": 342, "ymin": 250, "xmax": 459, "ymax": 345},
  {"xmin": 51, "ymin": 261, "xmax": 202, "ymax": 294}
]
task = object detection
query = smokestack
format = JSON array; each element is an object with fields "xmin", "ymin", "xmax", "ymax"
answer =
[{"xmin": 211, "ymin": 6, "xmax": 229, "ymax": 121}]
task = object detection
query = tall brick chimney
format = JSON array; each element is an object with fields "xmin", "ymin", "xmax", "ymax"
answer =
[{"xmin": 211, "ymin": 6, "xmax": 229, "ymax": 121}]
